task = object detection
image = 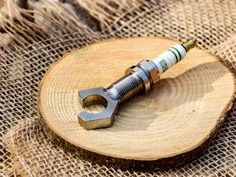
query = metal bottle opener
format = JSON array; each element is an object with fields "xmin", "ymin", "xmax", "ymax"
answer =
[{"xmin": 78, "ymin": 39, "xmax": 196, "ymax": 130}]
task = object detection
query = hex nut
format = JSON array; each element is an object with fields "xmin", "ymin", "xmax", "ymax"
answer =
[{"xmin": 139, "ymin": 60, "xmax": 160, "ymax": 84}]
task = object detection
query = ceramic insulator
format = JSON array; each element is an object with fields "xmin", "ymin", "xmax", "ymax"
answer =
[{"xmin": 152, "ymin": 44, "xmax": 186, "ymax": 73}]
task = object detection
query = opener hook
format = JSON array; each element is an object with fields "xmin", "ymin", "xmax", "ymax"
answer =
[{"xmin": 78, "ymin": 87, "xmax": 119, "ymax": 130}]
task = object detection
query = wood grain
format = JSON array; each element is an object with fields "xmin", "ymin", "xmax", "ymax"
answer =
[{"xmin": 39, "ymin": 37, "xmax": 235, "ymax": 167}]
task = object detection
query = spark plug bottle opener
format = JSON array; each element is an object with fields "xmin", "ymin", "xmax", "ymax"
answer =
[{"xmin": 78, "ymin": 39, "xmax": 196, "ymax": 130}]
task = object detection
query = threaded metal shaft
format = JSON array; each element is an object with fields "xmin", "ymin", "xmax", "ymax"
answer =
[{"xmin": 106, "ymin": 72, "xmax": 144, "ymax": 103}]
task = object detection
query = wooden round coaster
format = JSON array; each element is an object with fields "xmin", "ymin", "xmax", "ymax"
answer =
[{"xmin": 39, "ymin": 37, "xmax": 235, "ymax": 166}]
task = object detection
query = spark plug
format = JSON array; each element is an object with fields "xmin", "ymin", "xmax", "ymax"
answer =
[{"xmin": 78, "ymin": 38, "xmax": 196, "ymax": 130}]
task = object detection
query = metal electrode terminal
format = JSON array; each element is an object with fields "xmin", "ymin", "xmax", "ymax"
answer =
[{"xmin": 78, "ymin": 38, "xmax": 197, "ymax": 130}]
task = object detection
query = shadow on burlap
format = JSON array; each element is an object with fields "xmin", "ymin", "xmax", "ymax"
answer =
[{"xmin": 1, "ymin": 0, "xmax": 236, "ymax": 176}]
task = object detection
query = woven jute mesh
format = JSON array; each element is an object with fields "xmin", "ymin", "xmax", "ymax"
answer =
[{"xmin": 1, "ymin": 0, "xmax": 236, "ymax": 176}]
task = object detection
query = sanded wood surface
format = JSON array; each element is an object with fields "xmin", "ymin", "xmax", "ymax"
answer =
[{"xmin": 39, "ymin": 37, "xmax": 235, "ymax": 165}]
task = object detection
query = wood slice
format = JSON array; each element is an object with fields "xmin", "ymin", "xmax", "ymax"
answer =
[{"xmin": 39, "ymin": 37, "xmax": 235, "ymax": 167}]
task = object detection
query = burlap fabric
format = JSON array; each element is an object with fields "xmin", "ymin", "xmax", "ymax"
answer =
[{"xmin": 1, "ymin": 0, "xmax": 236, "ymax": 176}]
